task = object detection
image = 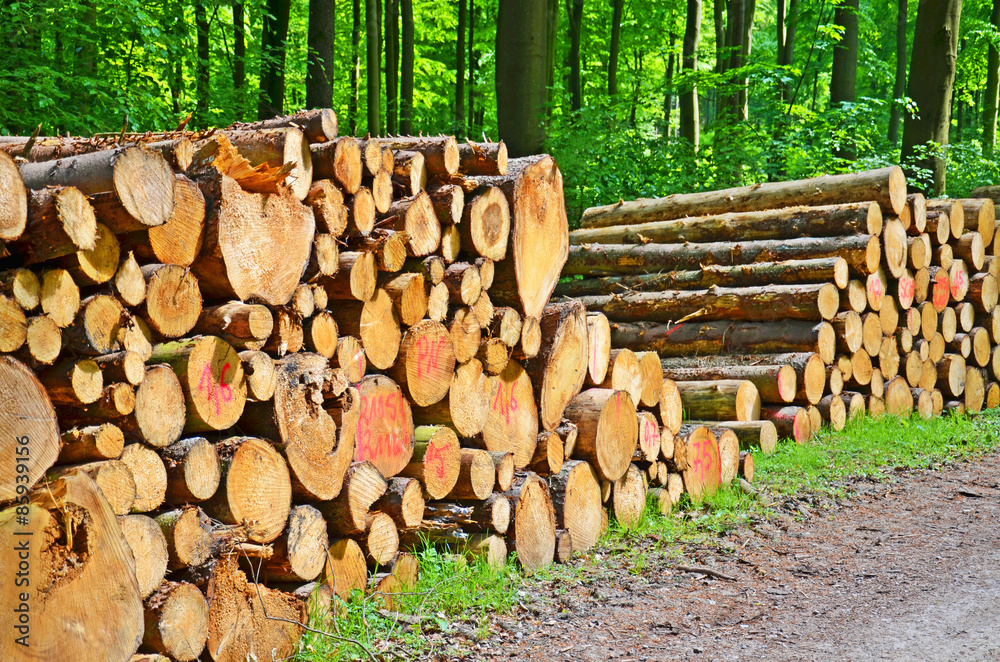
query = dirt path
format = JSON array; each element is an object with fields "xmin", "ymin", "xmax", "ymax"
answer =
[{"xmin": 468, "ymin": 451, "xmax": 1000, "ymax": 661}]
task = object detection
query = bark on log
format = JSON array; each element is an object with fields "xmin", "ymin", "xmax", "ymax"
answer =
[
  {"xmin": 58, "ymin": 221, "xmax": 120, "ymax": 285},
  {"xmin": 319, "ymin": 461, "xmax": 387, "ymax": 537},
  {"xmin": 162, "ymin": 437, "xmax": 221, "ymax": 504},
  {"xmin": 564, "ymin": 235, "xmax": 880, "ymax": 277},
  {"xmin": 12, "ymin": 186, "xmax": 97, "ymax": 263},
  {"xmin": 377, "ymin": 136, "xmax": 460, "ymax": 176},
  {"xmin": 458, "ymin": 141, "xmax": 508, "ymax": 175},
  {"xmin": 446, "ymin": 449, "xmax": 496, "ymax": 500},
  {"xmin": 504, "ymin": 473, "xmax": 556, "ymax": 573},
  {"xmin": 373, "ymin": 477, "xmax": 426, "ymax": 529},
  {"xmin": 761, "ymin": 405, "xmax": 811, "ymax": 443},
  {"xmin": 223, "ymin": 128, "xmax": 313, "ymax": 200},
  {"xmin": 580, "ymin": 166, "xmax": 906, "ymax": 228},
  {"xmin": 231, "ymin": 109, "xmax": 338, "ymax": 143},
  {"xmin": 564, "ymin": 389, "xmax": 638, "ymax": 482},
  {"xmin": 259, "ymin": 505, "xmax": 330, "ymax": 582},
  {"xmin": 674, "ymin": 379, "xmax": 761, "ymax": 421},
  {"xmin": 141, "ymin": 581, "xmax": 209, "ymax": 661},
  {"xmin": 659, "ymin": 360, "xmax": 797, "ymax": 404},
  {"xmin": 423, "ymin": 494, "xmax": 510, "ymax": 534},
  {"xmin": 522, "ymin": 301, "xmax": 589, "ymax": 431},
  {"xmin": 609, "ymin": 319, "xmax": 837, "ymax": 364},
  {"xmin": 571, "ymin": 201, "xmax": 883, "ymax": 245},
  {"xmin": 310, "ymin": 137, "xmax": 363, "ymax": 194}
]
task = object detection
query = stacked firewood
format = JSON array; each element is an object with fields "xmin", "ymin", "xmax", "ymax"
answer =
[
  {"xmin": 559, "ymin": 167, "xmax": 999, "ymax": 451},
  {"xmin": 0, "ymin": 109, "xmax": 722, "ymax": 662}
]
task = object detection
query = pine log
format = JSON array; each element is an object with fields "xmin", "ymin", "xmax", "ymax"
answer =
[
  {"xmin": 578, "ymin": 283, "xmax": 840, "ymax": 325},
  {"xmin": 441, "ymin": 224, "xmax": 461, "ymax": 262},
  {"xmin": 257, "ymin": 505, "xmax": 329, "ymax": 582},
  {"xmin": 676, "ymin": 379, "xmax": 761, "ymax": 421},
  {"xmin": 192, "ymin": 171, "xmax": 315, "ymax": 306},
  {"xmin": 15, "ymin": 314, "xmax": 61, "ymax": 366},
  {"xmin": 411, "ymin": 359, "xmax": 492, "ymax": 438},
  {"xmin": 0, "ymin": 150, "xmax": 27, "ymax": 240},
  {"xmin": 0, "ymin": 473, "xmax": 144, "ymax": 661},
  {"xmin": 571, "ymin": 201, "xmax": 883, "ymax": 245},
  {"xmin": 120, "ymin": 365, "xmax": 186, "ymax": 448},
  {"xmin": 58, "ymin": 221, "xmax": 120, "ymax": 285},
  {"xmin": 965, "ymin": 367, "xmax": 986, "ymax": 413},
  {"xmin": 223, "ymin": 128, "xmax": 313, "ymax": 200},
  {"xmin": 149, "ymin": 336, "xmax": 246, "ymax": 432},
  {"xmin": 360, "ymin": 511, "xmax": 399, "ymax": 566},
  {"xmin": 482, "ymin": 360, "xmax": 541, "ymax": 469},
  {"xmin": 378, "ymin": 136, "xmax": 459, "ymax": 176},
  {"xmin": 311, "ymin": 137, "xmax": 363, "ymax": 193},
  {"xmin": 319, "ymin": 461, "xmax": 387, "ymax": 537},
  {"xmin": 323, "ymin": 538, "xmax": 368, "ymax": 598},
  {"xmin": 162, "ymin": 437, "xmax": 221, "ymax": 504},
  {"xmin": 529, "ymin": 430, "xmax": 565, "ymax": 475},
  {"xmin": 504, "ymin": 473, "xmax": 556, "ymax": 573},
  {"xmin": 580, "ymin": 166, "xmax": 906, "ymax": 228},
  {"xmin": 19, "ymin": 145, "xmax": 175, "ymax": 229},
  {"xmin": 331, "ymin": 335, "xmax": 367, "ymax": 383},
  {"xmin": 232, "ymin": 108, "xmax": 337, "ymax": 142},
  {"xmin": 397, "ymin": 426, "xmax": 462, "ymax": 499},
  {"xmin": 118, "ymin": 443, "xmax": 167, "ymax": 512},
  {"xmin": 203, "ymin": 437, "xmax": 291, "ymax": 543},
  {"xmin": 11, "ymin": 186, "xmax": 97, "ymax": 264},
  {"xmin": 303, "ymin": 311, "xmax": 339, "ymax": 358},
  {"xmin": 483, "ymin": 156, "xmax": 569, "ymax": 324},
  {"xmin": 0, "ymin": 268, "xmax": 40, "ymax": 312},
  {"xmin": 611, "ymin": 464, "xmax": 646, "ymax": 529},
  {"xmin": 47, "ymin": 458, "xmax": 136, "ymax": 516},
  {"xmin": 427, "ymin": 182, "xmax": 465, "ymax": 225},
  {"xmin": 564, "ymin": 235, "xmax": 880, "ymax": 277},
  {"xmin": 373, "ymin": 477, "xmax": 426, "ymax": 529},
  {"xmin": 883, "ymin": 217, "xmax": 909, "ymax": 278},
  {"xmin": 346, "ymin": 187, "xmax": 377, "ymax": 234},
  {"xmin": 423, "ymin": 494, "xmax": 510, "ymax": 534},
  {"xmin": 841, "ymin": 391, "xmax": 866, "ymax": 420},
  {"xmin": 460, "ymin": 186, "xmax": 511, "ymax": 261},
  {"xmin": 388, "ymin": 320, "xmax": 457, "ymax": 406},
  {"xmin": 678, "ymin": 426, "xmax": 722, "ymax": 501},
  {"xmin": 306, "ymin": 179, "xmax": 349, "ymax": 236},
  {"xmin": 383, "ymin": 190, "xmax": 441, "ymax": 256},
  {"xmin": 445, "ymin": 449, "xmax": 496, "ymax": 500},
  {"xmin": 938, "ymin": 354, "xmax": 967, "ymax": 397},
  {"xmin": 139, "ymin": 264, "xmax": 202, "ymax": 338},
  {"xmin": 969, "ymin": 273, "xmax": 999, "ymax": 314},
  {"xmin": 320, "ymin": 250, "xmax": 377, "ymax": 301},
  {"xmin": 689, "ymin": 420, "xmax": 778, "ymax": 455},
  {"xmin": 564, "ymin": 389, "xmax": 638, "ymax": 482},
  {"xmin": 450, "ymin": 307, "xmax": 482, "ymax": 363},
  {"xmin": 761, "ymin": 405, "xmax": 811, "ymax": 443},
  {"xmin": 204, "ymin": 556, "xmax": 305, "ymax": 662},
  {"xmin": 142, "ymin": 175, "xmax": 206, "ymax": 267},
  {"xmin": 141, "ymin": 581, "xmax": 209, "ymax": 661},
  {"xmin": 327, "ymin": 288, "xmax": 401, "ymax": 370},
  {"xmin": 0, "ymin": 293, "xmax": 27, "ymax": 352},
  {"xmin": 954, "ymin": 231, "xmax": 986, "ymax": 270},
  {"xmin": 37, "ymin": 357, "xmax": 103, "ymax": 405},
  {"xmin": 554, "ymin": 258, "xmax": 850, "ymax": 298},
  {"xmin": 335, "ymin": 375, "xmax": 415, "ymax": 477},
  {"xmin": 456, "ymin": 140, "xmax": 508, "ymax": 175},
  {"xmin": 119, "ymin": 514, "xmax": 170, "ymax": 598},
  {"xmin": 659, "ymin": 378, "xmax": 683, "ymax": 435},
  {"xmin": 659, "ymin": 361, "xmax": 797, "ymax": 404}
]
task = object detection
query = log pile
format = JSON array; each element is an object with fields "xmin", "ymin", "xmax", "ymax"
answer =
[
  {"xmin": 0, "ymin": 109, "xmax": 705, "ymax": 662},
  {"xmin": 559, "ymin": 167, "xmax": 999, "ymax": 445}
]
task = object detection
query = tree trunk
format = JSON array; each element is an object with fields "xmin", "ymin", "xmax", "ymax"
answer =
[
  {"xmin": 713, "ymin": 0, "xmax": 726, "ymax": 76},
  {"xmin": 564, "ymin": 388, "xmax": 638, "ymax": 482},
  {"xmin": 782, "ymin": 0, "xmax": 798, "ymax": 99},
  {"xmin": 888, "ymin": 0, "xmax": 908, "ymax": 145},
  {"xmin": 400, "ymin": 0, "xmax": 414, "ymax": 133},
  {"xmin": 680, "ymin": 0, "xmax": 702, "ymax": 147},
  {"xmin": 194, "ymin": 0, "xmax": 211, "ymax": 127},
  {"xmin": 351, "ymin": 0, "xmax": 362, "ymax": 133},
  {"xmin": 142, "ymin": 581, "xmax": 210, "ymax": 660},
  {"xmin": 900, "ymin": 0, "xmax": 963, "ymax": 195},
  {"xmin": 608, "ymin": 0, "xmax": 624, "ymax": 94},
  {"xmin": 522, "ymin": 301, "xmax": 590, "ymax": 431},
  {"xmin": 365, "ymin": 0, "xmax": 381, "ymax": 133},
  {"xmin": 258, "ymin": 0, "xmax": 291, "ymax": 119},
  {"xmin": 233, "ymin": 1, "xmax": 246, "ymax": 92},
  {"xmin": 306, "ymin": 0, "xmax": 337, "ymax": 109},
  {"xmin": 456, "ymin": 0, "xmax": 467, "ymax": 130},
  {"xmin": 568, "ymin": 0, "xmax": 584, "ymax": 110},
  {"xmin": 496, "ymin": 0, "xmax": 549, "ymax": 155},
  {"xmin": 504, "ymin": 473, "xmax": 556, "ymax": 572},
  {"xmin": 469, "ymin": 0, "xmax": 477, "ymax": 132},
  {"xmin": 984, "ymin": 0, "xmax": 1000, "ymax": 154},
  {"xmin": 829, "ymin": 0, "xmax": 859, "ymax": 107}
]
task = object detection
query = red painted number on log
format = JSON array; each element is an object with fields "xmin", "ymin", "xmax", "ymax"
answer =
[
  {"xmin": 869, "ymin": 278, "xmax": 884, "ymax": 299},
  {"xmin": 198, "ymin": 361, "xmax": 233, "ymax": 416},
  {"xmin": 643, "ymin": 420, "xmax": 658, "ymax": 450},
  {"xmin": 933, "ymin": 281, "xmax": 950, "ymax": 308},
  {"xmin": 688, "ymin": 438, "xmax": 720, "ymax": 484},
  {"xmin": 899, "ymin": 278, "xmax": 915, "ymax": 303},
  {"xmin": 951, "ymin": 270, "xmax": 966, "ymax": 298},
  {"xmin": 493, "ymin": 382, "xmax": 519, "ymax": 426},
  {"xmin": 415, "ymin": 336, "xmax": 449, "ymax": 378},
  {"xmin": 424, "ymin": 441, "xmax": 447, "ymax": 481},
  {"xmin": 356, "ymin": 391, "xmax": 409, "ymax": 461}
]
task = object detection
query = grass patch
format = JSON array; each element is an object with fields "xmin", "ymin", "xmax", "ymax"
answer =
[{"xmin": 295, "ymin": 410, "xmax": 1000, "ymax": 660}]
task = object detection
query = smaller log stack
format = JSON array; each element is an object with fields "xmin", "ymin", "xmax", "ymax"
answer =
[
  {"xmin": 560, "ymin": 167, "xmax": 1000, "ymax": 444},
  {"xmin": 0, "ymin": 109, "xmax": 708, "ymax": 662}
]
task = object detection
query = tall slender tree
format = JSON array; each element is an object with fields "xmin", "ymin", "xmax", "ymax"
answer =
[
  {"xmin": 469, "ymin": 0, "xmax": 476, "ymax": 134},
  {"xmin": 722, "ymin": 0, "xmax": 755, "ymax": 121},
  {"xmin": 400, "ymin": 0, "xmax": 414, "ymax": 133},
  {"xmin": 888, "ymin": 0, "xmax": 907, "ymax": 144},
  {"xmin": 306, "ymin": 0, "xmax": 336, "ymax": 109},
  {"xmin": 568, "ymin": 0, "xmax": 584, "ymax": 110},
  {"xmin": 608, "ymin": 0, "xmax": 624, "ymax": 94},
  {"xmin": 679, "ymin": 0, "xmax": 701, "ymax": 148},
  {"xmin": 258, "ymin": 0, "xmax": 291, "ymax": 119},
  {"xmin": 777, "ymin": 0, "xmax": 798, "ymax": 100},
  {"xmin": 350, "ymin": 0, "xmax": 361, "ymax": 132},
  {"xmin": 829, "ymin": 0, "xmax": 859, "ymax": 106},
  {"xmin": 664, "ymin": 32, "xmax": 676, "ymax": 133},
  {"xmin": 233, "ymin": 1, "xmax": 246, "ymax": 92},
  {"xmin": 194, "ymin": 0, "xmax": 210, "ymax": 126},
  {"xmin": 366, "ymin": 0, "xmax": 382, "ymax": 133},
  {"xmin": 901, "ymin": 0, "xmax": 963, "ymax": 195},
  {"xmin": 386, "ymin": 0, "xmax": 399, "ymax": 132},
  {"xmin": 983, "ymin": 0, "xmax": 1000, "ymax": 154},
  {"xmin": 546, "ymin": 0, "xmax": 559, "ymax": 104},
  {"xmin": 496, "ymin": 0, "xmax": 549, "ymax": 155},
  {"xmin": 456, "ymin": 0, "xmax": 467, "ymax": 131},
  {"xmin": 713, "ymin": 0, "xmax": 725, "ymax": 74}
]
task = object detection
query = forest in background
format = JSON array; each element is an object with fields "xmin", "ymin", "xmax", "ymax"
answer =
[{"xmin": 1, "ymin": 0, "xmax": 998, "ymax": 220}]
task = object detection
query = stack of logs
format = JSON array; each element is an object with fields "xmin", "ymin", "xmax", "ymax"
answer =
[
  {"xmin": 559, "ymin": 166, "xmax": 999, "ymax": 449},
  {"xmin": 0, "ymin": 109, "xmax": 726, "ymax": 662}
]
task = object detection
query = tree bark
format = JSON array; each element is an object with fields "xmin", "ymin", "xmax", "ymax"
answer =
[
  {"xmin": 829, "ymin": 0, "xmax": 859, "ymax": 107},
  {"xmin": 888, "ymin": 0, "xmax": 908, "ymax": 145},
  {"xmin": 680, "ymin": 0, "xmax": 702, "ymax": 147},
  {"xmin": 608, "ymin": 0, "xmax": 624, "ymax": 94},
  {"xmin": 194, "ymin": 0, "xmax": 211, "ymax": 127},
  {"xmin": 258, "ymin": 0, "xmax": 291, "ymax": 119},
  {"xmin": 306, "ymin": 0, "xmax": 337, "ymax": 109},
  {"xmin": 366, "ymin": 0, "xmax": 382, "ymax": 133},
  {"xmin": 496, "ymin": 0, "xmax": 549, "ymax": 155},
  {"xmin": 350, "ymin": 0, "xmax": 362, "ymax": 133},
  {"xmin": 233, "ymin": 1, "xmax": 246, "ymax": 92},
  {"xmin": 900, "ymin": 0, "xmax": 963, "ymax": 195},
  {"xmin": 456, "ymin": 0, "xmax": 467, "ymax": 130},
  {"xmin": 568, "ymin": 0, "xmax": 584, "ymax": 110},
  {"xmin": 400, "ymin": 0, "xmax": 414, "ymax": 133}
]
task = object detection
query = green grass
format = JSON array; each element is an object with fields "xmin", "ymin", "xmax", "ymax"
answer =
[{"xmin": 295, "ymin": 409, "xmax": 1000, "ymax": 661}]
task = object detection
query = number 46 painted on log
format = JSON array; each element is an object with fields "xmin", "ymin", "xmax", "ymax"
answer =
[
  {"xmin": 493, "ymin": 382, "xmax": 519, "ymax": 426},
  {"xmin": 198, "ymin": 362, "xmax": 233, "ymax": 416}
]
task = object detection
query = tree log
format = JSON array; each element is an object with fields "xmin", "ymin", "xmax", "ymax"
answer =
[
  {"xmin": 0, "ymin": 150, "xmax": 27, "ymax": 240},
  {"xmin": 482, "ymin": 360, "xmax": 540, "ymax": 469},
  {"xmin": 397, "ymin": 426, "xmax": 462, "ymax": 499},
  {"xmin": 461, "ymin": 186, "xmax": 510, "ymax": 261},
  {"xmin": 162, "ymin": 437, "xmax": 221, "ymax": 504},
  {"xmin": 319, "ymin": 461, "xmax": 387, "ymax": 537},
  {"xmin": 311, "ymin": 137, "xmax": 363, "ymax": 193},
  {"xmin": 141, "ymin": 581, "xmax": 209, "ymax": 661},
  {"xmin": 373, "ymin": 477, "xmax": 426, "ymax": 529},
  {"xmin": 505, "ymin": 473, "xmax": 556, "ymax": 573},
  {"xmin": 564, "ymin": 389, "xmax": 638, "ymax": 482},
  {"xmin": 388, "ymin": 320, "xmax": 456, "ymax": 406},
  {"xmin": 659, "ymin": 360, "xmax": 797, "ymax": 404},
  {"xmin": 411, "ymin": 359, "xmax": 492, "ymax": 438}
]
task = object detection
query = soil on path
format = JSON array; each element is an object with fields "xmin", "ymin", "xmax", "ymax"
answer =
[{"xmin": 469, "ymin": 451, "xmax": 1000, "ymax": 662}]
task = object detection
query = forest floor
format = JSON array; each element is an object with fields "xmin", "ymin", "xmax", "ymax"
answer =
[{"xmin": 469, "ymin": 451, "xmax": 1000, "ymax": 662}]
